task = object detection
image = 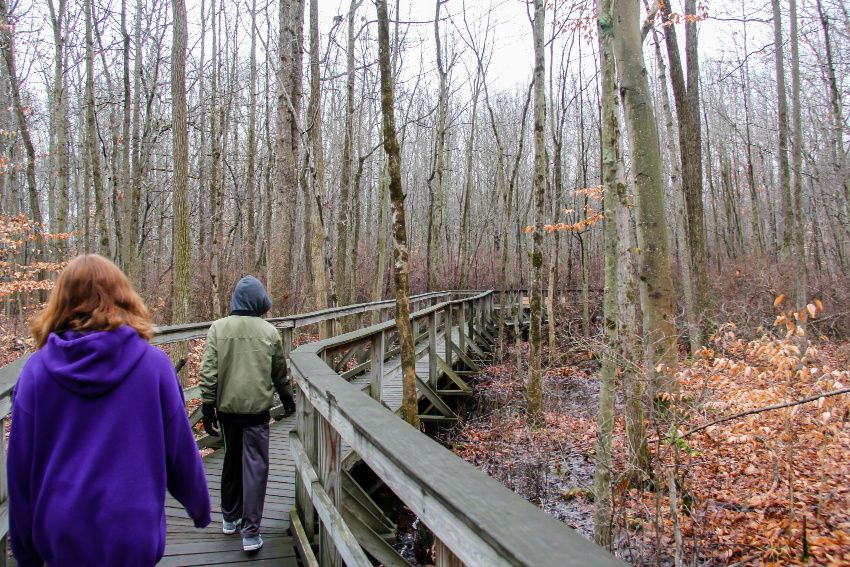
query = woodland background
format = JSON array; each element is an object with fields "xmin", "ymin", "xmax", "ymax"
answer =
[{"xmin": 2, "ymin": 0, "xmax": 850, "ymax": 564}]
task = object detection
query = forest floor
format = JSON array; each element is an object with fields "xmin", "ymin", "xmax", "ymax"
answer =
[{"xmin": 435, "ymin": 319, "xmax": 850, "ymax": 567}]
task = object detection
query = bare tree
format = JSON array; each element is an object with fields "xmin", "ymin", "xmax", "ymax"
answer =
[
  {"xmin": 376, "ymin": 0, "xmax": 418, "ymax": 429},
  {"xmin": 171, "ymin": 0, "xmax": 191, "ymax": 382},
  {"xmin": 527, "ymin": 0, "xmax": 545, "ymax": 424},
  {"xmin": 612, "ymin": 0, "xmax": 678, "ymax": 398}
]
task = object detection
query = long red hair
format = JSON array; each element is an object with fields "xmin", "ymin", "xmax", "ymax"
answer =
[{"xmin": 31, "ymin": 254, "xmax": 153, "ymax": 348}]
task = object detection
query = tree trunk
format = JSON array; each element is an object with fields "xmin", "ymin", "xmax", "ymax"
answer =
[
  {"xmin": 209, "ymin": 1, "xmax": 222, "ymax": 318},
  {"xmin": 129, "ymin": 0, "xmax": 143, "ymax": 278},
  {"xmin": 245, "ymin": 0, "xmax": 258, "ymax": 275},
  {"xmin": 85, "ymin": 0, "xmax": 108, "ymax": 258},
  {"xmin": 459, "ymin": 73, "xmax": 479, "ymax": 290},
  {"xmin": 272, "ymin": 0, "xmax": 304, "ymax": 315},
  {"xmin": 790, "ymin": 0, "xmax": 806, "ymax": 311},
  {"xmin": 772, "ymin": 0, "xmax": 794, "ymax": 260},
  {"xmin": 48, "ymin": 0, "xmax": 68, "ymax": 256},
  {"xmin": 376, "ymin": 0, "xmax": 419, "ymax": 429},
  {"xmin": 659, "ymin": 3, "xmax": 708, "ymax": 349},
  {"xmin": 527, "ymin": 0, "xmax": 545, "ymax": 425},
  {"xmin": 611, "ymin": 0, "xmax": 679, "ymax": 399},
  {"xmin": 171, "ymin": 0, "xmax": 191, "ymax": 385},
  {"xmin": 429, "ymin": 0, "xmax": 447, "ymax": 292},
  {"xmin": 336, "ymin": 0, "xmax": 359, "ymax": 308},
  {"xmin": 120, "ymin": 0, "xmax": 134, "ymax": 277},
  {"xmin": 308, "ymin": 0, "xmax": 329, "ymax": 323},
  {"xmin": 652, "ymin": 28, "xmax": 697, "ymax": 358},
  {"xmin": 594, "ymin": 0, "xmax": 618, "ymax": 545},
  {"xmin": 816, "ymin": 0, "xmax": 850, "ymax": 215},
  {"xmin": 684, "ymin": 0, "xmax": 710, "ymax": 336},
  {"xmin": 372, "ymin": 165, "xmax": 389, "ymax": 323},
  {"xmin": 0, "ymin": 0, "xmax": 44, "ymax": 303}
]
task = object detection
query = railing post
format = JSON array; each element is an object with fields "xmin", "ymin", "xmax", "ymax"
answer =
[
  {"xmin": 412, "ymin": 314, "xmax": 419, "ymax": 344},
  {"xmin": 518, "ymin": 290, "xmax": 524, "ymax": 323},
  {"xmin": 468, "ymin": 300, "xmax": 475, "ymax": 345},
  {"xmin": 294, "ymin": 378, "xmax": 317, "ymax": 550},
  {"xmin": 444, "ymin": 304, "xmax": 453, "ymax": 364},
  {"xmin": 434, "ymin": 538, "xmax": 465, "ymax": 567},
  {"xmin": 458, "ymin": 302, "xmax": 466, "ymax": 352},
  {"xmin": 354, "ymin": 313, "xmax": 366, "ymax": 364},
  {"xmin": 283, "ymin": 327, "xmax": 293, "ymax": 360},
  {"xmin": 370, "ymin": 331, "xmax": 384, "ymax": 401},
  {"xmin": 428, "ymin": 311, "xmax": 437, "ymax": 387},
  {"xmin": 319, "ymin": 408, "xmax": 342, "ymax": 567}
]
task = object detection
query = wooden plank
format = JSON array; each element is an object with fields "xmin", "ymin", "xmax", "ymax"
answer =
[
  {"xmin": 428, "ymin": 312, "xmax": 437, "ymax": 387},
  {"xmin": 290, "ymin": 507, "xmax": 320, "ymax": 567},
  {"xmin": 370, "ymin": 331, "xmax": 384, "ymax": 402},
  {"xmin": 289, "ymin": 349, "xmax": 629, "ymax": 567},
  {"xmin": 341, "ymin": 471, "xmax": 395, "ymax": 536},
  {"xmin": 435, "ymin": 356, "xmax": 471, "ymax": 393},
  {"xmin": 290, "ymin": 432, "xmax": 371, "ymax": 567},
  {"xmin": 435, "ymin": 538, "xmax": 465, "ymax": 567},
  {"xmin": 343, "ymin": 508, "xmax": 412, "ymax": 567},
  {"xmin": 319, "ymin": 412, "xmax": 343, "ymax": 567},
  {"xmin": 415, "ymin": 376, "xmax": 457, "ymax": 421},
  {"xmin": 294, "ymin": 380, "xmax": 317, "ymax": 546},
  {"xmin": 451, "ymin": 340, "xmax": 480, "ymax": 373}
]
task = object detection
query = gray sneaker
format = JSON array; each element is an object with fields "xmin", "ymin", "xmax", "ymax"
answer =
[
  {"xmin": 243, "ymin": 535, "xmax": 263, "ymax": 551},
  {"xmin": 222, "ymin": 518, "xmax": 242, "ymax": 535}
]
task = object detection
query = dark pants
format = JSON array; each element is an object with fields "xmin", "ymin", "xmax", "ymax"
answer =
[{"xmin": 220, "ymin": 422, "xmax": 270, "ymax": 538}]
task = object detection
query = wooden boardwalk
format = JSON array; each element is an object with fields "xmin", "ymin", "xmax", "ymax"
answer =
[{"xmin": 161, "ymin": 327, "xmax": 466, "ymax": 566}]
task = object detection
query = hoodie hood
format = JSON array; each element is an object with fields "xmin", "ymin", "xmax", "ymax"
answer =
[
  {"xmin": 229, "ymin": 276, "xmax": 272, "ymax": 317},
  {"xmin": 40, "ymin": 326, "xmax": 149, "ymax": 398}
]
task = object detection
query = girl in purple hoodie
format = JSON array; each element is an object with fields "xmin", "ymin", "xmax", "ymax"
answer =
[{"xmin": 8, "ymin": 254, "xmax": 211, "ymax": 566}]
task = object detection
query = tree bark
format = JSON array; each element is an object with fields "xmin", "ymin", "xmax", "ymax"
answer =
[
  {"xmin": 272, "ymin": 0, "xmax": 304, "ymax": 315},
  {"xmin": 308, "ymin": 0, "xmax": 329, "ymax": 322},
  {"xmin": 429, "ymin": 0, "xmax": 447, "ymax": 292},
  {"xmin": 376, "ymin": 0, "xmax": 419, "ymax": 429},
  {"xmin": 790, "ymin": 0, "xmax": 806, "ymax": 311},
  {"xmin": 594, "ymin": 0, "xmax": 618, "ymax": 545},
  {"xmin": 771, "ymin": 0, "xmax": 794, "ymax": 260},
  {"xmin": 85, "ymin": 0, "xmax": 108, "ymax": 258},
  {"xmin": 336, "ymin": 0, "xmax": 360, "ymax": 307},
  {"xmin": 659, "ymin": 2, "xmax": 708, "ymax": 349},
  {"xmin": 171, "ymin": 0, "xmax": 191, "ymax": 384},
  {"xmin": 816, "ymin": 0, "xmax": 849, "ymax": 215},
  {"xmin": 48, "ymin": 0, "xmax": 68, "ymax": 257},
  {"xmin": 209, "ymin": 1, "xmax": 222, "ymax": 318},
  {"xmin": 245, "ymin": 0, "xmax": 258, "ymax": 275},
  {"xmin": 611, "ymin": 0, "xmax": 679, "ymax": 398},
  {"xmin": 459, "ymin": 73, "xmax": 479, "ymax": 290},
  {"xmin": 527, "ymin": 0, "xmax": 545, "ymax": 425},
  {"xmin": 0, "ymin": 0, "xmax": 43, "ymax": 261},
  {"xmin": 652, "ymin": 29, "xmax": 697, "ymax": 358}
]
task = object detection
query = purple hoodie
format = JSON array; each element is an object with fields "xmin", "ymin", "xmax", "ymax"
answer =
[{"xmin": 8, "ymin": 326, "xmax": 211, "ymax": 567}]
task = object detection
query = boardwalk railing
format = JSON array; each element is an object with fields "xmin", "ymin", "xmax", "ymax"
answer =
[
  {"xmin": 0, "ymin": 288, "xmax": 625, "ymax": 566},
  {"xmin": 148, "ymin": 290, "xmax": 467, "ymax": 449},
  {"xmin": 0, "ymin": 290, "xmax": 471, "ymax": 564},
  {"xmin": 287, "ymin": 290, "xmax": 626, "ymax": 567}
]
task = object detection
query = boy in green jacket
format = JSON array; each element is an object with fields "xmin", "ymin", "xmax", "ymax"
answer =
[{"xmin": 199, "ymin": 276, "xmax": 295, "ymax": 552}]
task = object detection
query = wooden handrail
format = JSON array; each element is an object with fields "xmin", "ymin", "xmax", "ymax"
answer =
[
  {"xmin": 288, "ymin": 290, "xmax": 626, "ymax": 566},
  {"xmin": 0, "ymin": 289, "xmax": 616, "ymax": 566}
]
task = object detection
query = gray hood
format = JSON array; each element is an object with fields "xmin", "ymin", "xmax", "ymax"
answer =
[{"xmin": 229, "ymin": 276, "xmax": 272, "ymax": 317}]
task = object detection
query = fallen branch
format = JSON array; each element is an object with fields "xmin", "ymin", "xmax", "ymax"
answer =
[{"xmin": 678, "ymin": 387, "xmax": 850, "ymax": 440}]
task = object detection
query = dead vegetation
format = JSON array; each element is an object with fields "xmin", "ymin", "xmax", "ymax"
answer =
[{"xmin": 439, "ymin": 312, "xmax": 850, "ymax": 566}]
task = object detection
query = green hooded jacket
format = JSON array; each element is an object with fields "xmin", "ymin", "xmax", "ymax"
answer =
[{"xmin": 199, "ymin": 277, "xmax": 289, "ymax": 422}]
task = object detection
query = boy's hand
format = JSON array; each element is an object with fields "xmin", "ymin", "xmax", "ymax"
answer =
[
  {"xmin": 282, "ymin": 394, "xmax": 296, "ymax": 415},
  {"xmin": 201, "ymin": 404, "xmax": 220, "ymax": 437}
]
